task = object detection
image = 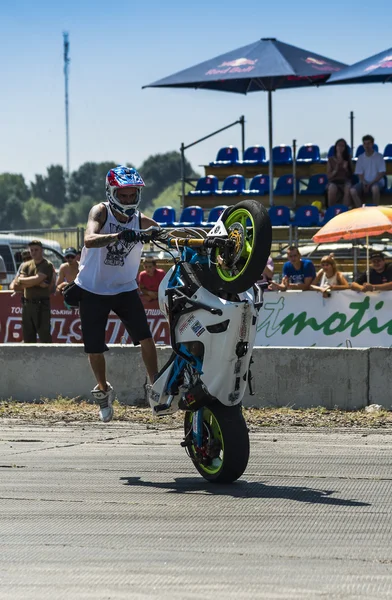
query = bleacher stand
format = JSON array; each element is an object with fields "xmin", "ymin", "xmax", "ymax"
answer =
[
  {"xmin": 383, "ymin": 143, "xmax": 392, "ymax": 162},
  {"xmin": 177, "ymin": 206, "xmax": 204, "ymax": 227},
  {"xmin": 220, "ymin": 174, "xmax": 246, "ymax": 196},
  {"xmin": 152, "ymin": 206, "xmax": 177, "ymax": 227},
  {"xmin": 203, "ymin": 205, "xmax": 227, "ymax": 227},
  {"xmin": 272, "ymin": 145, "xmax": 292, "ymax": 164},
  {"xmin": 296, "ymin": 144, "xmax": 320, "ymax": 164},
  {"xmin": 268, "ymin": 206, "xmax": 291, "ymax": 226},
  {"xmin": 300, "ymin": 174, "xmax": 328, "ymax": 196},
  {"xmin": 274, "ymin": 175, "xmax": 299, "ymax": 196},
  {"xmin": 245, "ymin": 175, "xmax": 270, "ymax": 196},
  {"xmin": 188, "ymin": 175, "xmax": 219, "ymax": 196},
  {"xmin": 209, "ymin": 146, "xmax": 239, "ymax": 166},
  {"xmin": 241, "ymin": 146, "xmax": 267, "ymax": 164},
  {"xmin": 292, "ymin": 205, "xmax": 320, "ymax": 227},
  {"xmin": 321, "ymin": 204, "xmax": 348, "ymax": 225}
]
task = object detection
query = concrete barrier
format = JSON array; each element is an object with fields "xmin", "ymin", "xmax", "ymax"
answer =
[{"xmin": 0, "ymin": 344, "xmax": 375, "ymax": 409}]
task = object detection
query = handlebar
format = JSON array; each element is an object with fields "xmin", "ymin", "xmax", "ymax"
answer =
[{"xmin": 136, "ymin": 227, "xmax": 232, "ymax": 250}]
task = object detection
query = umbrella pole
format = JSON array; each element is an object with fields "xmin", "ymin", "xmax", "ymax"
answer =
[
  {"xmin": 268, "ymin": 90, "xmax": 273, "ymax": 206},
  {"xmin": 366, "ymin": 235, "xmax": 370, "ymax": 283}
]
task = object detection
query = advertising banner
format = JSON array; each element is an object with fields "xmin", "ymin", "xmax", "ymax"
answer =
[
  {"xmin": 0, "ymin": 292, "xmax": 170, "ymax": 345},
  {"xmin": 255, "ymin": 290, "xmax": 392, "ymax": 347}
]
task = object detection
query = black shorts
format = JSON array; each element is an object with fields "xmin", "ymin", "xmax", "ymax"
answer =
[{"xmin": 79, "ymin": 288, "xmax": 152, "ymax": 354}]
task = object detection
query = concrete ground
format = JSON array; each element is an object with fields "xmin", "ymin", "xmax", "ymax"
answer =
[{"xmin": 1, "ymin": 422, "xmax": 392, "ymax": 599}]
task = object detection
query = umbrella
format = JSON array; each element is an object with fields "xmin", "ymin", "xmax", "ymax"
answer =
[
  {"xmin": 313, "ymin": 206, "xmax": 392, "ymax": 281},
  {"xmin": 143, "ymin": 38, "xmax": 347, "ymax": 205},
  {"xmin": 327, "ymin": 47, "xmax": 392, "ymax": 85}
]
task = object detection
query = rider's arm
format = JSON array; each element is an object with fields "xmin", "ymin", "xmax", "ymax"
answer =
[
  {"xmin": 84, "ymin": 204, "xmax": 121, "ymax": 248},
  {"xmin": 140, "ymin": 214, "xmax": 159, "ymax": 228}
]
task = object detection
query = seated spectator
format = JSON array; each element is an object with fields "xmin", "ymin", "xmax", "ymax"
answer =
[
  {"xmin": 269, "ymin": 246, "xmax": 315, "ymax": 291},
  {"xmin": 327, "ymin": 138, "xmax": 353, "ymax": 207},
  {"xmin": 138, "ymin": 257, "xmax": 166, "ymax": 302},
  {"xmin": 56, "ymin": 247, "xmax": 80, "ymax": 294},
  {"xmin": 311, "ymin": 254, "xmax": 349, "ymax": 297},
  {"xmin": 350, "ymin": 135, "xmax": 386, "ymax": 207},
  {"xmin": 351, "ymin": 251, "xmax": 392, "ymax": 292},
  {"xmin": 257, "ymin": 255, "xmax": 274, "ymax": 287}
]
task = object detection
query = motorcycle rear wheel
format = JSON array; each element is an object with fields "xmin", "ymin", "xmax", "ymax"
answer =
[{"xmin": 184, "ymin": 402, "xmax": 250, "ymax": 483}]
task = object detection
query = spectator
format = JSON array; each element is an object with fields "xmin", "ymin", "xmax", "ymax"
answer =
[
  {"xmin": 350, "ymin": 135, "xmax": 386, "ymax": 207},
  {"xmin": 351, "ymin": 251, "xmax": 392, "ymax": 292},
  {"xmin": 327, "ymin": 138, "xmax": 353, "ymax": 207},
  {"xmin": 56, "ymin": 247, "xmax": 80, "ymax": 294},
  {"xmin": 0, "ymin": 254, "xmax": 6, "ymax": 281},
  {"xmin": 138, "ymin": 257, "xmax": 166, "ymax": 302},
  {"xmin": 269, "ymin": 246, "xmax": 315, "ymax": 291},
  {"xmin": 9, "ymin": 249, "xmax": 31, "ymax": 292},
  {"xmin": 12, "ymin": 240, "xmax": 54, "ymax": 343},
  {"xmin": 311, "ymin": 254, "xmax": 349, "ymax": 297},
  {"xmin": 257, "ymin": 255, "xmax": 274, "ymax": 289}
]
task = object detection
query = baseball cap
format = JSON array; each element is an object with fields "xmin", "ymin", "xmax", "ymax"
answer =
[
  {"xmin": 370, "ymin": 251, "xmax": 385, "ymax": 260},
  {"xmin": 64, "ymin": 247, "xmax": 78, "ymax": 257}
]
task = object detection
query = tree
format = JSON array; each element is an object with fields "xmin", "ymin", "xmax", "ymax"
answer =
[
  {"xmin": 138, "ymin": 151, "xmax": 199, "ymax": 211},
  {"xmin": 68, "ymin": 162, "xmax": 117, "ymax": 204},
  {"xmin": 31, "ymin": 165, "xmax": 66, "ymax": 208},
  {"xmin": 22, "ymin": 197, "xmax": 58, "ymax": 229},
  {"xmin": 146, "ymin": 182, "xmax": 194, "ymax": 219},
  {"xmin": 61, "ymin": 195, "xmax": 95, "ymax": 227},
  {"xmin": 0, "ymin": 173, "xmax": 29, "ymax": 230}
]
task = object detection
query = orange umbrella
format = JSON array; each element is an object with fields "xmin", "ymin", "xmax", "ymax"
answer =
[{"xmin": 313, "ymin": 206, "xmax": 392, "ymax": 281}]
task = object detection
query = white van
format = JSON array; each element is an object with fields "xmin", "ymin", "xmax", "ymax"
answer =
[{"xmin": 0, "ymin": 234, "xmax": 64, "ymax": 288}]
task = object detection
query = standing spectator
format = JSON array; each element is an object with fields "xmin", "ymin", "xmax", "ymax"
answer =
[
  {"xmin": 327, "ymin": 138, "xmax": 353, "ymax": 207},
  {"xmin": 269, "ymin": 246, "xmax": 315, "ymax": 291},
  {"xmin": 137, "ymin": 257, "xmax": 166, "ymax": 302},
  {"xmin": 12, "ymin": 240, "xmax": 53, "ymax": 343},
  {"xmin": 351, "ymin": 251, "xmax": 392, "ymax": 292},
  {"xmin": 350, "ymin": 135, "xmax": 386, "ymax": 206},
  {"xmin": 74, "ymin": 166, "xmax": 159, "ymax": 423},
  {"xmin": 56, "ymin": 247, "xmax": 79, "ymax": 294},
  {"xmin": 9, "ymin": 249, "xmax": 31, "ymax": 292},
  {"xmin": 311, "ymin": 254, "xmax": 349, "ymax": 297}
]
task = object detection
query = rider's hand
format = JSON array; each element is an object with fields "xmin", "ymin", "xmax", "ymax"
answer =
[{"xmin": 118, "ymin": 229, "xmax": 137, "ymax": 243}]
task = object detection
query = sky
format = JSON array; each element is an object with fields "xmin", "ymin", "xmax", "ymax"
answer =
[{"xmin": 1, "ymin": 0, "xmax": 391, "ymax": 184}]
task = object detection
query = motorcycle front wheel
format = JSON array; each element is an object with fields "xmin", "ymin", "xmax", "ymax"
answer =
[
  {"xmin": 183, "ymin": 402, "xmax": 250, "ymax": 483},
  {"xmin": 209, "ymin": 198, "xmax": 272, "ymax": 294}
]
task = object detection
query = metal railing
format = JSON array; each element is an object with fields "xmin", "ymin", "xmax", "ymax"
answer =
[{"xmin": 0, "ymin": 227, "xmax": 85, "ymax": 251}]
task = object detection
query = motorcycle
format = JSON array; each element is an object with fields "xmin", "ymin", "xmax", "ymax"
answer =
[{"xmin": 138, "ymin": 199, "xmax": 272, "ymax": 483}]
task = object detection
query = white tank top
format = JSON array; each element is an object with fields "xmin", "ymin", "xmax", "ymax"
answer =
[
  {"xmin": 75, "ymin": 203, "xmax": 143, "ymax": 295},
  {"xmin": 320, "ymin": 272, "xmax": 338, "ymax": 287}
]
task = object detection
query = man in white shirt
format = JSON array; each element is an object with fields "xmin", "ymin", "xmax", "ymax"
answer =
[{"xmin": 350, "ymin": 135, "xmax": 386, "ymax": 206}]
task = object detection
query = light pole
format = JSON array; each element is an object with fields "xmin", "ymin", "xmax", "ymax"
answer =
[{"xmin": 63, "ymin": 32, "xmax": 70, "ymax": 179}]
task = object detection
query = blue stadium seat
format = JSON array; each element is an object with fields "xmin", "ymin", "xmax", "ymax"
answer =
[
  {"xmin": 188, "ymin": 175, "xmax": 219, "ymax": 196},
  {"xmin": 327, "ymin": 144, "xmax": 352, "ymax": 158},
  {"xmin": 355, "ymin": 143, "xmax": 378, "ymax": 158},
  {"xmin": 152, "ymin": 206, "xmax": 176, "ymax": 227},
  {"xmin": 177, "ymin": 206, "xmax": 204, "ymax": 227},
  {"xmin": 272, "ymin": 145, "xmax": 292, "ymax": 164},
  {"xmin": 292, "ymin": 205, "xmax": 320, "ymax": 227},
  {"xmin": 220, "ymin": 174, "xmax": 245, "ymax": 196},
  {"xmin": 204, "ymin": 205, "xmax": 228, "ymax": 227},
  {"xmin": 383, "ymin": 143, "xmax": 392, "ymax": 162},
  {"xmin": 209, "ymin": 146, "xmax": 239, "ymax": 166},
  {"xmin": 268, "ymin": 206, "xmax": 291, "ymax": 226},
  {"xmin": 245, "ymin": 174, "xmax": 270, "ymax": 196},
  {"xmin": 300, "ymin": 174, "xmax": 328, "ymax": 196},
  {"xmin": 241, "ymin": 145, "xmax": 267, "ymax": 164},
  {"xmin": 321, "ymin": 204, "xmax": 348, "ymax": 225},
  {"xmin": 274, "ymin": 175, "xmax": 299, "ymax": 196},
  {"xmin": 296, "ymin": 144, "xmax": 320, "ymax": 164}
]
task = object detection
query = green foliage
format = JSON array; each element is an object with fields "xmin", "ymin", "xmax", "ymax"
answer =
[
  {"xmin": 0, "ymin": 173, "xmax": 29, "ymax": 229},
  {"xmin": 23, "ymin": 197, "xmax": 57, "ymax": 229},
  {"xmin": 68, "ymin": 162, "xmax": 117, "ymax": 204},
  {"xmin": 138, "ymin": 151, "xmax": 199, "ymax": 211},
  {"xmin": 61, "ymin": 195, "xmax": 95, "ymax": 227},
  {"xmin": 145, "ymin": 182, "xmax": 194, "ymax": 218},
  {"xmin": 31, "ymin": 165, "xmax": 66, "ymax": 208}
]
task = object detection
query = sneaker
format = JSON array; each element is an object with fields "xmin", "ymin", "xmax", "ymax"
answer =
[{"xmin": 91, "ymin": 382, "xmax": 115, "ymax": 423}]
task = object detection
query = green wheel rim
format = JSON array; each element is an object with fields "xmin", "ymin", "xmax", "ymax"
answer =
[
  {"xmin": 215, "ymin": 208, "xmax": 255, "ymax": 282},
  {"xmin": 191, "ymin": 407, "xmax": 224, "ymax": 475}
]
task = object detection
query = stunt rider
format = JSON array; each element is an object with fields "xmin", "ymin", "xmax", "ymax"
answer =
[{"xmin": 74, "ymin": 166, "xmax": 159, "ymax": 422}]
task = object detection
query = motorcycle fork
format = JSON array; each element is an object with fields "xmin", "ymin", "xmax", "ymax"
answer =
[{"xmin": 192, "ymin": 409, "xmax": 204, "ymax": 448}]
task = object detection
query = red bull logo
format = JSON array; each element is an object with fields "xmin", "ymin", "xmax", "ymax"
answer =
[
  {"xmin": 365, "ymin": 55, "xmax": 392, "ymax": 72},
  {"xmin": 206, "ymin": 57, "xmax": 258, "ymax": 77},
  {"xmin": 302, "ymin": 57, "xmax": 340, "ymax": 73},
  {"xmin": 305, "ymin": 57, "xmax": 327, "ymax": 66}
]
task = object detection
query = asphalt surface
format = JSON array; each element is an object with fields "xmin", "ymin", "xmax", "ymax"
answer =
[{"xmin": 1, "ymin": 421, "xmax": 392, "ymax": 600}]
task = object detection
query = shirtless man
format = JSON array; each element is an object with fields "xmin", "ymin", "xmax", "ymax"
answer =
[{"xmin": 56, "ymin": 247, "xmax": 79, "ymax": 294}]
